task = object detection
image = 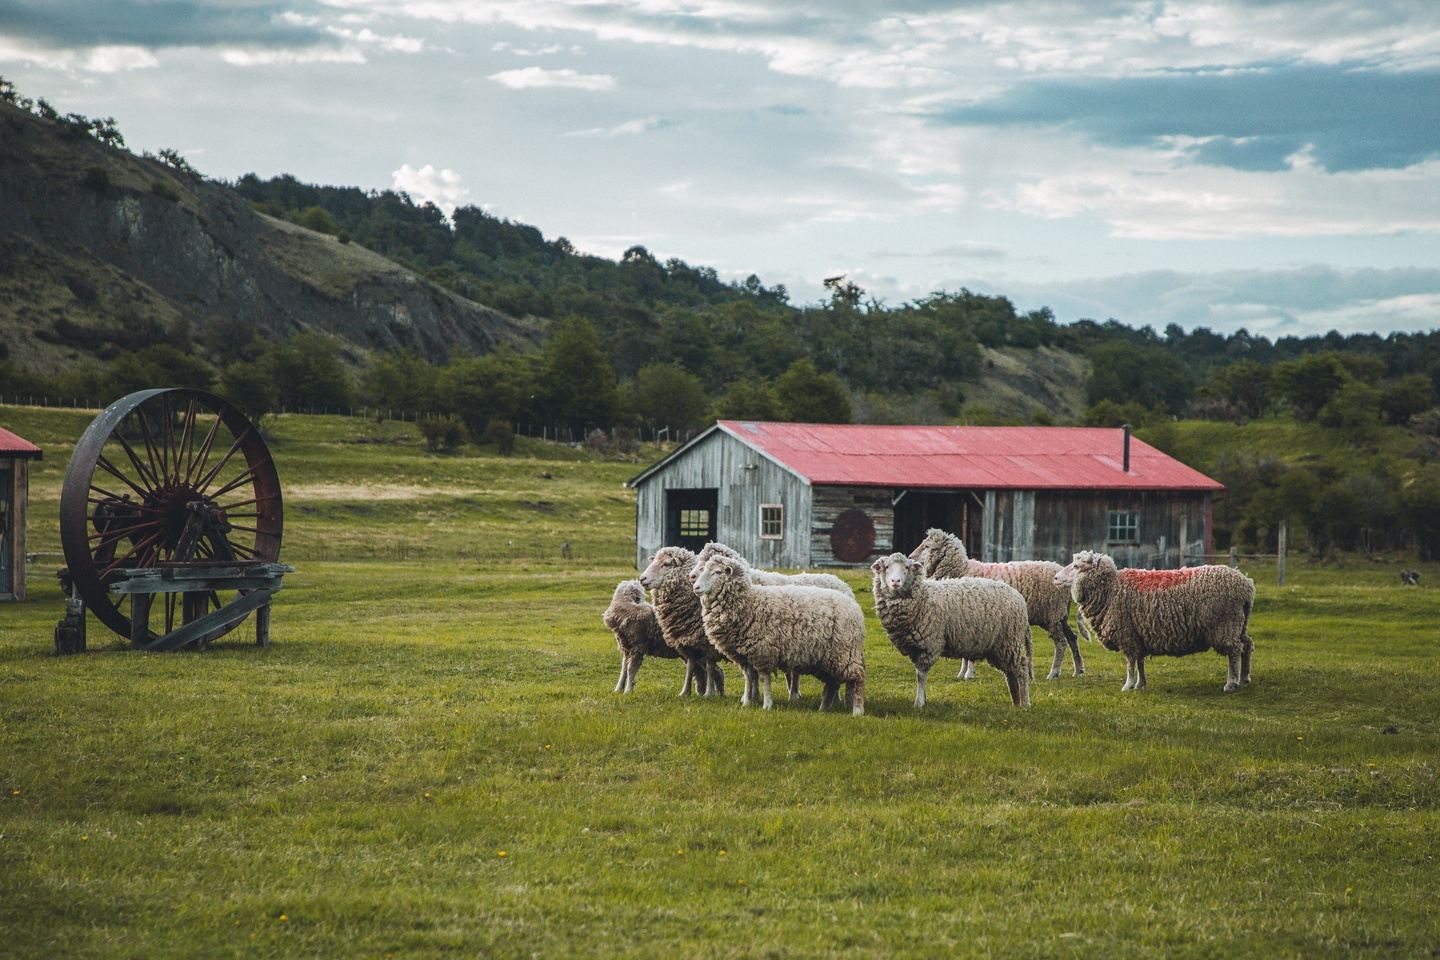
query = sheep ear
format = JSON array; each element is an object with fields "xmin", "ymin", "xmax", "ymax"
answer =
[
  {"xmin": 907, "ymin": 558, "xmax": 922, "ymax": 573},
  {"xmin": 870, "ymin": 559, "xmax": 884, "ymax": 572}
]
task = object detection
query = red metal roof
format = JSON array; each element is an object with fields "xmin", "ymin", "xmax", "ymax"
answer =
[
  {"xmin": 716, "ymin": 421, "xmax": 1221, "ymax": 491},
  {"xmin": 0, "ymin": 426, "xmax": 43, "ymax": 459}
]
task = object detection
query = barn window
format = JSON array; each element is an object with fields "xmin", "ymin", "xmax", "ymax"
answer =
[
  {"xmin": 1107, "ymin": 510, "xmax": 1140, "ymax": 543},
  {"xmin": 760, "ymin": 504, "xmax": 783, "ymax": 539},
  {"xmin": 679, "ymin": 509, "xmax": 711, "ymax": 538}
]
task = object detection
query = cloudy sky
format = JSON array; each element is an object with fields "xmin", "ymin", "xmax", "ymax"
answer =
[{"xmin": 2, "ymin": 0, "xmax": 1439, "ymax": 337}]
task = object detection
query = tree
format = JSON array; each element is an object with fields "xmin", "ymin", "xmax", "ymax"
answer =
[
  {"xmin": 624, "ymin": 363, "xmax": 709, "ymax": 431},
  {"xmin": 1317, "ymin": 380, "xmax": 1381, "ymax": 433},
  {"xmin": 1380, "ymin": 374, "xmax": 1434, "ymax": 425},
  {"xmin": 537, "ymin": 317, "xmax": 618, "ymax": 431},
  {"xmin": 1402, "ymin": 466, "xmax": 1440, "ymax": 559},
  {"xmin": 1272, "ymin": 353, "xmax": 1349, "ymax": 421},
  {"xmin": 1085, "ymin": 341, "xmax": 1193, "ymax": 414},
  {"xmin": 437, "ymin": 348, "xmax": 538, "ymax": 437},
  {"xmin": 268, "ymin": 333, "xmax": 352, "ymax": 409},
  {"xmin": 108, "ymin": 345, "xmax": 215, "ymax": 396},
  {"xmin": 221, "ymin": 359, "xmax": 279, "ymax": 422},
  {"xmin": 298, "ymin": 206, "xmax": 339, "ymax": 236},
  {"xmin": 712, "ymin": 380, "xmax": 784, "ymax": 421},
  {"xmin": 1198, "ymin": 360, "xmax": 1271, "ymax": 420},
  {"xmin": 359, "ymin": 352, "xmax": 436, "ymax": 416},
  {"xmin": 774, "ymin": 359, "xmax": 851, "ymax": 423}
]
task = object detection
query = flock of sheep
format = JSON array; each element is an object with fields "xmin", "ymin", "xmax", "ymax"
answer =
[{"xmin": 603, "ymin": 529, "xmax": 1257, "ymax": 716}]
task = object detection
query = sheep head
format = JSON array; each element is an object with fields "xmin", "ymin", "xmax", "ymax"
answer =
[
  {"xmin": 611, "ymin": 579, "xmax": 646, "ymax": 606},
  {"xmin": 689, "ymin": 541, "xmax": 740, "ymax": 582},
  {"xmin": 639, "ymin": 546, "xmax": 696, "ymax": 589},
  {"xmin": 910, "ymin": 528, "xmax": 967, "ymax": 577},
  {"xmin": 872, "ymin": 552, "xmax": 923, "ymax": 598},
  {"xmin": 1055, "ymin": 551, "xmax": 1115, "ymax": 598},
  {"xmin": 693, "ymin": 554, "xmax": 746, "ymax": 596}
]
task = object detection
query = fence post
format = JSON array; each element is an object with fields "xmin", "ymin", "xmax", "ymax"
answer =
[
  {"xmin": 1228, "ymin": 546, "xmax": 1238, "ymax": 568},
  {"xmin": 1277, "ymin": 521, "xmax": 1287, "ymax": 586}
]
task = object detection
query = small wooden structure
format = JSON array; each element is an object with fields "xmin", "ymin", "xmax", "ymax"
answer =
[
  {"xmin": 0, "ymin": 426, "xmax": 42, "ymax": 601},
  {"xmin": 627, "ymin": 421, "xmax": 1223, "ymax": 569},
  {"xmin": 111, "ymin": 561, "xmax": 293, "ymax": 651}
]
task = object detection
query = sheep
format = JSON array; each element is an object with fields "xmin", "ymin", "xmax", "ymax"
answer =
[
  {"xmin": 1055, "ymin": 551, "xmax": 1255, "ymax": 693},
  {"xmin": 601, "ymin": 579, "xmax": 678, "ymax": 693},
  {"xmin": 693, "ymin": 554, "xmax": 866, "ymax": 715},
  {"xmin": 638, "ymin": 547, "xmax": 726, "ymax": 697},
  {"xmin": 689, "ymin": 541, "xmax": 854, "ymax": 700},
  {"xmin": 911, "ymin": 528, "xmax": 1083, "ymax": 681},
  {"xmin": 871, "ymin": 553, "xmax": 1031, "ymax": 708}
]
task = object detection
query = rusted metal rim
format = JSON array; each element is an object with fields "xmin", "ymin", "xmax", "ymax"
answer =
[{"xmin": 59, "ymin": 388, "xmax": 283, "ymax": 643}]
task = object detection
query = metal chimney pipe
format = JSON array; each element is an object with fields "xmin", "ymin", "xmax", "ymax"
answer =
[{"xmin": 1122, "ymin": 423, "xmax": 1131, "ymax": 472}]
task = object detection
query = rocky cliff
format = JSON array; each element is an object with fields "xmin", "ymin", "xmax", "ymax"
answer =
[{"xmin": 0, "ymin": 100, "xmax": 534, "ymax": 373}]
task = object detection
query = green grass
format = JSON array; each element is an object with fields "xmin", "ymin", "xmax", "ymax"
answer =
[{"xmin": 1, "ymin": 405, "xmax": 1437, "ymax": 958}]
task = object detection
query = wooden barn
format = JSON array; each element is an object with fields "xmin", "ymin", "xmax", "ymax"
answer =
[
  {"xmin": 626, "ymin": 421, "xmax": 1222, "ymax": 570},
  {"xmin": 1, "ymin": 426, "xmax": 42, "ymax": 601}
]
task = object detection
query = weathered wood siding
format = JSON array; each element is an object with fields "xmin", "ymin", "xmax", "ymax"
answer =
[
  {"xmin": 1025, "ymin": 489, "xmax": 1211, "ymax": 568},
  {"xmin": 1, "ymin": 459, "xmax": 25, "ymax": 601},
  {"xmin": 633, "ymin": 431, "xmax": 811, "ymax": 569},
  {"xmin": 810, "ymin": 486, "xmax": 894, "ymax": 567}
]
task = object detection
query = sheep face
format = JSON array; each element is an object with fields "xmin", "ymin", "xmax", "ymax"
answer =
[
  {"xmin": 693, "ymin": 555, "xmax": 744, "ymax": 595},
  {"xmin": 639, "ymin": 546, "xmax": 695, "ymax": 590},
  {"xmin": 907, "ymin": 528, "xmax": 949, "ymax": 566},
  {"xmin": 871, "ymin": 552, "xmax": 923, "ymax": 598},
  {"xmin": 688, "ymin": 541, "xmax": 739, "ymax": 583},
  {"xmin": 1055, "ymin": 550, "xmax": 1114, "ymax": 591}
]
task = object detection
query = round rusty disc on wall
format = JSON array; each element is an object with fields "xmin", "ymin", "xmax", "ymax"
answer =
[{"xmin": 830, "ymin": 508, "xmax": 876, "ymax": 563}]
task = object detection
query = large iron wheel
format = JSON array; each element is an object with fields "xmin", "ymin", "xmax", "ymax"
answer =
[{"xmin": 59, "ymin": 388, "xmax": 283, "ymax": 643}]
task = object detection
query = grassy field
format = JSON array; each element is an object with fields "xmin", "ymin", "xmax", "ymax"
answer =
[{"xmin": 1, "ymin": 405, "xmax": 1437, "ymax": 958}]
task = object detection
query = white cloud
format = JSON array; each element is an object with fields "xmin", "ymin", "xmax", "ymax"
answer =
[
  {"xmin": 219, "ymin": 45, "xmax": 366, "ymax": 66},
  {"xmin": 391, "ymin": 163, "xmax": 471, "ymax": 217},
  {"xmin": 564, "ymin": 116, "xmax": 670, "ymax": 137},
  {"xmin": 327, "ymin": 26, "xmax": 425, "ymax": 54},
  {"xmin": 487, "ymin": 66, "xmax": 615, "ymax": 90},
  {"xmin": 0, "ymin": 39, "xmax": 160, "ymax": 73}
]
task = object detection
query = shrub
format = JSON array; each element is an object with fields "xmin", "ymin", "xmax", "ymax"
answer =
[
  {"xmin": 483, "ymin": 419, "xmax": 516, "ymax": 455},
  {"xmin": 150, "ymin": 180, "xmax": 181, "ymax": 203},
  {"xmin": 80, "ymin": 165, "xmax": 109, "ymax": 193},
  {"xmin": 418, "ymin": 416, "xmax": 466, "ymax": 452}
]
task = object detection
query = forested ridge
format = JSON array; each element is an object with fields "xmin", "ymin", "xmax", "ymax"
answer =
[{"xmin": 3, "ymin": 77, "xmax": 1440, "ymax": 557}]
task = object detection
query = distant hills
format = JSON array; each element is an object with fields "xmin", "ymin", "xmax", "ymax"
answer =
[{"xmin": 0, "ymin": 98, "xmax": 534, "ymax": 373}]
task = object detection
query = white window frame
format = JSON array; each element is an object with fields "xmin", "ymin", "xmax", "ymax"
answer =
[
  {"xmin": 679, "ymin": 508, "xmax": 711, "ymax": 538},
  {"xmin": 1107, "ymin": 509, "xmax": 1140, "ymax": 544},
  {"xmin": 759, "ymin": 503, "xmax": 784, "ymax": 540}
]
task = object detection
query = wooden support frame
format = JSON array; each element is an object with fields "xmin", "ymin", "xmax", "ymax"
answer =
[{"xmin": 110, "ymin": 561, "xmax": 293, "ymax": 652}]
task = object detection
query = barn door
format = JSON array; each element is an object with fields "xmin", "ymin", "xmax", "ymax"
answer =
[
  {"xmin": 665, "ymin": 488, "xmax": 718, "ymax": 553},
  {"xmin": 893, "ymin": 491, "xmax": 975, "ymax": 556},
  {"xmin": 0, "ymin": 465, "xmax": 12, "ymax": 596}
]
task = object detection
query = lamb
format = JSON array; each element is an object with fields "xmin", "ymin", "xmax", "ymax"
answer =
[
  {"xmin": 911, "ymin": 528, "xmax": 1083, "ymax": 681},
  {"xmin": 689, "ymin": 541, "xmax": 853, "ymax": 700},
  {"xmin": 638, "ymin": 547, "xmax": 726, "ymax": 697},
  {"xmin": 693, "ymin": 554, "xmax": 866, "ymax": 715},
  {"xmin": 1055, "ymin": 551, "xmax": 1255, "ymax": 693},
  {"xmin": 601, "ymin": 579, "xmax": 678, "ymax": 693},
  {"xmin": 871, "ymin": 553, "xmax": 1031, "ymax": 708}
]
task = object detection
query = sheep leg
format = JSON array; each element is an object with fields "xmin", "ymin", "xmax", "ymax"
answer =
[
  {"xmin": 625, "ymin": 652, "xmax": 644, "ymax": 693},
  {"xmin": 707, "ymin": 661, "xmax": 726, "ymax": 697},
  {"xmin": 1025, "ymin": 633, "xmax": 1035, "ymax": 680},
  {"xmin": 787, "ymin": 669, "xmax": 801, "ymax": 701},
  {"xmin": 740, "ymin": 666, "xmax": 758, "ymax": 707},
  {"xmin": 1060, "ymin": 617, "xmax": 1085, "ymax": 675},
  {"xmin": 615, "ymin": 655, "xmax": 629, "ymax": 693},
  {"xmin": 1046, "ymin": 624, "xmax": 1067, "ymax": 680},
  {"xmin": 1134, "ymin": 655, "xmax": 1147, "ymax": 690},
  {"xmin": 820, "ymin": 680, "xmax": 839, "ymax": 711},
  {"xmin": 1121, "ymin": 658, "xmax": 1134, "ymax": 691},
  {"xmin": 914, "ymin": 663, "xmax": 932, "ymax": 709},
  {"xmin": 1004, "ymin": 670, "xmax": 1023, "ymax": 706},
  {"xmin": 679, "ymin": 658, "xmax": 698, "ymax": 698},
  {"xmin": 1224, "ymin": 651, "xmax": 1242, "ymax": 693},
  {"xmin": 956, "ymin": 658, "xmax": 976, "ymax": 680},
  {"xmin": 761, "ymin": 672, "xmax": 774, "ymax": 710},
  {"xmin": 1241, "ymin": 635, "xmax": 1253, "ymax": 684},
  {"xmin": 847, "ymin": 677, "xmax": 865, "ymax": 716}
]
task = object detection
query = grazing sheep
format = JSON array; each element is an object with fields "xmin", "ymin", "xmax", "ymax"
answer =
[
  {"xmin": 693, "ymin": 554, "xmax": 866, "ymax": 715},
  {"xmin": 638, "ymin": 547, "xmax": 726, "ymax": 697},
  {"xmin": 911, "ymin": 528, "xmax": 1083, "ymax": 681},
  {"xmin": 1055, "ymin": 551, "xmax": 1255, "ymax": 693},
  {"xmin": 1400, "ymin": 569, "xmax": 1421, "ymax": 586},
  {"xmin": 690, "ymin": 541, "xmax": 854, "ymax": 700},
  {"xmin": 871, "ymin": 553, "xmax": 1031, "ymax": 708},
  {"xmin": 602, "ymin": 579, "xmax": 678, "ymax": 693}
]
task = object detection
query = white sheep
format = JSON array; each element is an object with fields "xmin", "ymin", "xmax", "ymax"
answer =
[
  {"xmin": 1055, "ymin": 551, "xmax": 1255, "ymax": 693},
  {"xmin": 871, "ymin": 553, "xmax": 1031, "ymax": 708},
  {"xmin": 693, "ymin": 554, "xmax": 866, "ymax": 715},
  {"xmin": 638, "ymin": 547, "xmax": 726, "ymax": 697},
  {"xmin": 911, "ymin": 528, "xmax": 1083, "ymax": 681},
  {"xmin": 602, "ymin": 579, "xmax": 678, "ymax": 693},
  {"xmin": 690, "ymin": 541, "xmax": 854, "ymax": 700}
]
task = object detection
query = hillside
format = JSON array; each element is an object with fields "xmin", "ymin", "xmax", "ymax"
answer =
[{"xmin": 0, "ymin": 99, "xmax": 534, "ymax": 373}]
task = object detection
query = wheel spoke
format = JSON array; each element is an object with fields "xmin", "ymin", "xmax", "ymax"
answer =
[
  {"xmin": 165, "ymin": 592, "xmax": 175, "ymax": 634},
  {"xmin": 89, "ymin": 482, "xmax": 138, "ymax": 505},
  {"xmin": 195, "ymin": 426, "xmax": 253, "ymax": 492},
  {"xmin": 186, "ymin": 413, "xmax": 224, "ymax": 486},
  {"xmin": 115, "ymin": 432, "xmax": 162, "ymax": 491},
  {"xmin": 177, "ymin": 399, "xmax": 199, "ymax": 483},
  {"xmin": 98, "ymin": 527, "xmax": 167, "ymax": 579},
  {"xmin": 87, "ymin": 497, "xmax": 160, "ymax": 514},
  {"xmin": 209, "ymin": 466, "xmax": 261, "ymax": 501},
  {"xmin": 95, "ymin": 454, "xmax": 151, "ymax": 501},
  {"xmin": 138, "ymin": 413, "xmax": 164, "ymax": 485},
  {"xmin": 90, "ymin": 521, "xmax": 160, "ymax": 548}
]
